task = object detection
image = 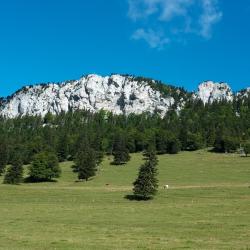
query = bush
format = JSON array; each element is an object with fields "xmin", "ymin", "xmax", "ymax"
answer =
[{"xmin": 28, "ymin": 152, "xmax": 61, "ymax": 182}]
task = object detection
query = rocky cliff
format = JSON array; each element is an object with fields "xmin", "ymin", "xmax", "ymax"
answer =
[{"xmin": 0, "ymin": 74, "xmax": 248, "ymax": 118}]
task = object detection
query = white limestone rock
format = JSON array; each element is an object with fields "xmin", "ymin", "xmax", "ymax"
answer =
[
  {"xmin": 1, "ymin": 75, "xmax": 248, "ymax": 118},
  {"xmin": 197, "ymin": 81, "xmax": 233, "ymax": 103},
  {"xmin": 0, "ymin": 74, "xmax": 175, "ymax": 118},
  {"xmin": 236, "ymin": 87, "xmax": 250, "ymax": 98}
]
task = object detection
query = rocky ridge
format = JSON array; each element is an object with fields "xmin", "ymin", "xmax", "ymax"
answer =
[{"xmin": 0, "ymin": 74, "xmax": 248, "ymax": 118}]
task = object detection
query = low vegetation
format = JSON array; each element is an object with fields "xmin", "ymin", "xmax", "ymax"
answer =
[{"xmin": 0, "ymin": 151, "xmax": 249, "ymax": 249}]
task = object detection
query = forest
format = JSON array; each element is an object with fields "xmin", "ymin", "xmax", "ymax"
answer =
[{"xmin": 0, "ymin": 94, "xmax": 249, "ymax": 168}]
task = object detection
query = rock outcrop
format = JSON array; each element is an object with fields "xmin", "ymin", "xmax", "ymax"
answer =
[
  {"xmin": 0, "ymin": 75, "xmax": 248, "ymax": 118},
  {"xmin": 0, "ymin": 74, "xmax": 175, "ymax": 118},
  {"xmin": 197, "ymin": 81, "xmax": 233, "ymax": 104}
]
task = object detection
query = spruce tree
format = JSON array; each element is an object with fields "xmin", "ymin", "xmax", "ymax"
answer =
[
  {"xmin": 112, "ymin": 134, "xmax": 130, "ymax": 165},
  {"xmin": 73, "ymin": 144, "xmax": 97, "ymax": 181},
  {"xmin": 167, "ymin": 138, "xmax": 181, "ymax": 154},
  {"xmin": 91, "ymin": 133, "xmax": 104, "ymax": 165},
  {"xmin": 143, "ymin": 145, "xmax": 158, "ymax": 165},
  {"xmin": 3, "ymin": 154, "xmax": 23, "ymax": 185},
  {"xmin": 244, "ymin": 143, "xmax": 250, "ymax": 157},
  {"xmin": 0, "ymin": 140, "xmax": 8, "ymax": 176},
  {"xmin": 57, "ymin": 133, "xmax": 70, "ymax": 162},
  {"xmin": 28, "ymin": 151, "xmax": 61, "ymax": 182},
  {"xmin": 133, "ymin": 149, "xmax": 158, "ymax": 200}
]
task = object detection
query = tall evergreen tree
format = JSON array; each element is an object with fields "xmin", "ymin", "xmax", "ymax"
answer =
[
  {"xmin": 0, "ymin": 139, "xmax": 8, "ymax": 176},
  {"xmin": 57, "ymin": 133, "xmax": 70, "ymax": 162},
  {"xmin": 91, "ymin": 132, "xmax": 104, "ymax": 165},
  {"xmin": 133, "ymin": 150, "xmax": 158, "ymax": 200},
  {"xmin": 73, "ymin": 142, "xmax": 97, "ymax": 181},
  {"xmin": 143, "ymin": 144, "xmax": 158, "ymax": 164},
  {"xmin": 28, "ymin": 151, "xmax": 61, "ymax": 182},
  {"xmin": 243, "ymin": 142, "xmax": 250, "ymax": 157},
  {"xmin": 3, "ymin": 154, "xmax": 23, "ymax": 185},
  {"xmin": 112, "ymin": 134, "xmax": 130, "ymax": 165}
]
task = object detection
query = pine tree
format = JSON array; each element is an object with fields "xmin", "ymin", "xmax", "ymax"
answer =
[
  {"xmin": 133, "ymin": 150, "xmax": 158, "ymax": 200},
  {"xmin": 57, "ymin": 133, "xmax": 70, "ymax": 162},
  {"xmin": 168, "ymin": 138, "xmax": 181, "ymax": 154},
  {"xmin": 143, "ymin": 145, "xmax": 158, "ymax": 166},
  {"xmin": 244, "ymin": 142, "xmax": 250, "ymax": 157},
  {"xmin": 112, "ymin": 134, "xmax": 130, "ymax": 165},
  {"xmin": 28, "ymin": 152, "xmax": 61, "ymax": 182},
  {"xmin": 91, "ymin": 133, "xmax": 104, "ymax": 165},
  {"xmin": 3, "ymin": 154, "xmax": 23, "ymax": 185},
  {"xmin": 73, "ymin": 144, "xmax": 97, "ymax": 181},
  {"xmin": 0, "ymin": 140, "xmax": 8, "ymax": 176}
]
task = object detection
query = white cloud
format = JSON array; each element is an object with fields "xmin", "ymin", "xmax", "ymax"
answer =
[
  {"xmin": 128, "ymin": 0, "xmax": 194, "ymax": 21},
  {"xmin": 128, "ymin": 0, "xmax": 158, "ymax": 20},
  {"xmin": 159, "ymin": 0, "xmax": 194, "ymax": 21},
  {"xmin": 132, "ymin": 28, "xmax": 170, "ymax": 49},
  {"xmin": 199, "ymin": 0, "xmax": 222, "ymax": 38},
  {"xmin": 128, "ymin": 0, "xmax": 222, "ymax": 48}
]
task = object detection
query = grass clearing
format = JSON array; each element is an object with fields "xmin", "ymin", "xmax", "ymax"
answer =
[{"xmin": 0, "ymin": 150, "xmax": 250, "ymax": 249}]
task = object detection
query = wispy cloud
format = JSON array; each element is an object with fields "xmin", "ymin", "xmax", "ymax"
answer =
[
  {"xmin": 199, "ymin": 0, "xmax": 222, "ymax": 38},
  {"xmin": 132, "ymin": 28, "xmax": 170, "ymax": 49},
  {"xmin": 128, "ymin": 0, "xmax": 222, "ymax": 48}
]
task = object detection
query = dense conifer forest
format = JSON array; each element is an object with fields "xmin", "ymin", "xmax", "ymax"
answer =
[{"xmin": 0, "ymin": 94, "xmax": 249, "ymax": 170}]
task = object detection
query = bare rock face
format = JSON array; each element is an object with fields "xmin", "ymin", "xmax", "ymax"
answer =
[
  {"xmin": 0, "ymin": 75, "xmax": 248, "ymax": 118},
  {"xmin": 197, "ymin": 81, "xmax": 233, "ymax": 104},
  {"xmin": 0, "ymin": 74, "xmax": 175, "ymax": 118},
  {"xmin": 236, "ymin": 87, "xmax": 250, "ymax": 99}
]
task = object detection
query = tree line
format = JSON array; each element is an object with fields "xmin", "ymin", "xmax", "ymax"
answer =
[{"xmin": 0, "ymin": 96, "xmax": 249, "ymax": 199}]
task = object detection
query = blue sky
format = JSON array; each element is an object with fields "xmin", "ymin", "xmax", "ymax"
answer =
[{"xmin": 0, "ymin": 0, "xmax": 250, "ymax": 97}]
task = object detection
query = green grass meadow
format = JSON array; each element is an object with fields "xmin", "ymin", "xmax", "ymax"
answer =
[{"xmin": 0, "ymin": 151, "xmax": 250, "ymax": 249}]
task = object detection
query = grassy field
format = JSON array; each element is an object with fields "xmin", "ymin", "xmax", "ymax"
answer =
[{"xmin": 0, "ymin": 150, "xmax": 250, "ymax": 250}]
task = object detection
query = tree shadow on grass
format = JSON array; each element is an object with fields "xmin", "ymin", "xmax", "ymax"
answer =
[
  {"xmin": 124, "ymin": 194, "xmax": 152, "ymax": 201},
  {"xmin": 208, "ymin": 148, "xmax": 225, "ymax": 153},
  {"xmin": 24, "ymin": 177, "xmax": 58, "ymax": 183},
  {"xmin": 110, "ymin": 162, "xmax": 126, "ymax": 166}
]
